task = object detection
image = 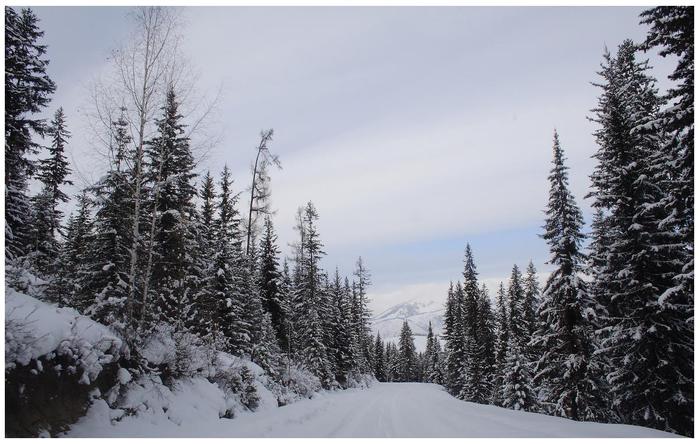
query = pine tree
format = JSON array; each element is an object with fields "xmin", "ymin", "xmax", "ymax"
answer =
[
  {"xmin": 424, "ymin": 321, "xmax": 443, "ymax": 384},
  {"xmin": 194, "ymin": 171, "xmax": 217, "ymax": 336},
  {"xmin": 373, "ymin": 332, "xmax": 386, "ymax": 382},
  {"xmin": 532, "ymin": 130, "xmax": 607, "ymax": 422},
  {"xmin": 29, "ymin": 108, "xmax": 73, "ymax": 275},
  {"xmin": 492, "ymin": 282, "xmax": 509, "ymax": 405},
  {"xmin": 397, "ymin": 320, "xmax": 417, "ymax": 382},
  {"xmin": 501, "ymin": 341, "xmax": 536, "ymax": 411},
  {"xmin": 352, "ymin": 257, "xmax": 373, "ymax": 374},
  {"xmin": 293, "ymin": 202, "xmax": 333, "ymax": 387},
  {"xmin": 501, "ymin": 265, "xmax": 537, "ymax": 411},
  {"xmin": 45, "ymin": 192, "xmax": 92, "ymax": 307},
  {"xmin": 143, "ymin": 87, "xmax": 199, "ymax": 335},
  {"xmin": 589, "ymin": 40, "xmax": 693, "ymax": 435},
  {"xmin": 210, "ymin": 166, "xmax": 251, "ymax": 355},
  {"xmin": 5, "ymin": 7, "xmax": 56, "ymax": 259},
  {"xmin": 506, "ymin": 265, "xmax": 531, "ymax": 357},
  {"xmin": 79, "ymin": 117, "xmax": 133, "ymax": 330},
  {"xmin": 258, "ymin": 216, "xmax": 287, "ymax": 348},
  {"xmin": 444, "ymin": 282, "xmax": 465, "ymax": 395},
  {"xmin": 328, "ymin": 269, "xmax": 357, "ymax": 384},
  {"xmin": 523, "ymin": 261, "xmax": 540, "ymax": 336}
]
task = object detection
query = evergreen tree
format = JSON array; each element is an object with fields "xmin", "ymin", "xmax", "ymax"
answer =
[
  {"xmin": 5, "ymin": 7, "xmax": 55, "ymax": 259},
  {"xmin": 501, "ymin": 265, "xmax": 537, "ymax": 411},
  {"xmin": 143, "ymin": 87, "xmax": 199, "ymax": 335},
  {"xmin": 352, "ymin": 257, "xmax": 373, "ymax": 374},
  {"xmin": 79, "ymin": 117, "xmax": 133, "ymax": 330},
  {"xmin": 258, "ymin": 216, "xmax": 287, "ymax": 348},
  {"xmin": 424, "ymin": 321, "xmax": 443, "ymax": 384},
  {"xmin": 30, "ymin": 108, "xmax": 73, "ymax": 275},
  {"xmin": 506, "ymin": 265, "xmax": 531, "ymax": 356},
  {"xmin": 45, "ymin": 192, "xmax": 92, "ymax": 307},
  {"xmin": 459, "ymin": 244, "xmax": 489, "ymax": 403},
  {"xmin": 397, "ymin": 320, "xmax": 417, "ymax": 382},
  {"xmin": 532, "ymin": 130, "xmax": 607, "ymax": 422},
  {"xmin": 501, "ymin": 340, "xmax": 536, "ymax": 411},
  {"xmin": 523, "ymin": 261, "xmax": 540, "ymax": 336},
  {"xmin": 492, "ymin": 282, "xmax": 509, "ymax": 405},
  {"xmin": 444, "ymin": 282, "xmax": 465, "ymax": 395},
  {"xmin": 210, "ymin": 166, "xmax": 250, "ymax": 355},
  {"xmin": 293, "ymin": 202, "xmax": 333, "ymax": 387},
  {"xmin": 589, "ymin": 40, "xmax": 693, "ymax": 435},
  {"xmin": 194, "ymin": 171, "xmax": 217, "ymax": 336},
  {"xmin": 373, "ymin": 332, "xmax": 386, "ymax": 382}
]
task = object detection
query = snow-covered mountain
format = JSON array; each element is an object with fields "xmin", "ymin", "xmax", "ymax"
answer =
[{"xmin": 371, "ymin": 298, "xmax": 445, "ymax": 352}]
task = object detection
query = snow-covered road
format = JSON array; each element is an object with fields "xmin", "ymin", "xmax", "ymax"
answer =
[
  {"xmin": 222, "ymin": 382, "xmax": 674, "ymax": 438},
  {"xmin": 68, "ymin": 382, "xmax": 676, "ymax": 438}
]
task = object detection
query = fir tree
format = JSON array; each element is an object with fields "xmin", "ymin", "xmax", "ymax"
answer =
[
  {"xmin": 373, "ymin": 332, "xmax": 386, "ymax": 382},
  {"xmin": 30, "ymin": 108, "xmax": 73, "ymax": 275},
  {"xmin": 210, "ymin": 166, "xmax": 251, "ymax": 355},
  {"xmin": 492, "ymin": 282, "xmax": 509, "ymax": 405},
  {"xmin": 258, "ymin": 216, "xmax": 287, "ymax": 348},
  {"xmin": 143, "ymin": 87, "xmax": 199, "ymax": 334},
  {"xmin": 532, "ymin": 130, "xmax": 607, "ymax": 422},
  {"xmin": 397, "ymin": 320, "xmax": 417, "ymax": 382},
  {"xmin": 45, "ymin": 192, "xmax": 92, "ymax": 307},
  {"xmin": 444, "ymin": 282, "xmax": 465, "ymax": 395},
  {"xmin": 293, "ymin": 202, "xmax": 333, "ymax": 387},
  {"xmin": 5, "ymin": 7, "xmax": 55, "ymax": 259},
  {"xmin": 589, "ymin": 40, "xmax": 693, "ymax": 435},
  {"xmin": 79, "ymin": 118, "xmax": 133, "ymax": 330}
]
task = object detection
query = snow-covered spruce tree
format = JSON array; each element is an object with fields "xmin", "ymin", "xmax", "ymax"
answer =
[
  {"xmin": 329, "ymin": 269, "xmax": 357, "ymax": 384},
  {"xmin": 258, "ymin": 216, "xmax": 287, "ymax": 349},
  {"xmin": 523, "ymin": 261, "xmax": 540, "ymax": 336},
  {"xmin": 209, "ymin": 166, "xmax": 251, "ymax": 356},
  {"xmin": 385, "ymin": 342, "xmax": 398, "ymax": 382},
  {"xmin": 398, "ymin": 320, "xmax": 417, "ymax": 382},
  {"xmin": 45, "ymin": 192, "xmax": 93, "ymax": 307},
  {"xmin": 5, "ymin": 7, "xmax": 55, "ymax": 260},
  {"xmin": 640, "ymin": 8, "xmax": 694, "ymax": 308},
  {"xmin": 491, "ymin": 282, "xmax": 509, "ymax": 405},
  {"xmin": 352, "ymin": 257, "xmax": 373, "ymax": 374},
  {"xmin": 506, "ymin": 265, "xmax": 533, "ymax": 359},
  {"xmin": 193, "ymin": 171, "xmax": 217, "ymax": 337},
  {"xmin": 424, "ymin": 321, "xmax": 443, "ymax": 384},
  {"xmin": 589, "ymin": 40, "xmax": 692, "ymax": 436},
  {"xmin": 531, "ymin": 130, "xmax": 607, "ymax": 422},
  {"xmin": 78, "ymin": 117, "xmax": 133, "ymax": 330},
  {"xmin": 30, "ymin": 107, "xmax": 73, "ymax": 275},
  {"xmin": 374, "ymin": 332, "xmax": 386, "ymax": 382},
  {"xmin": 142, "ymin": 86, "xmax": 199, "ymax": 338},
  {"xmin": 459, "ymin": 244, "xmax": 489, "ymax": 403},
  {"xmin": 501, "ymin": 340, "xmax": 536, "ymax": 412},
  {"xmin": 476, "ymin": 284, "xmax": 496, "ymax": 398},
  {"xmin": 292, "ymin": 202, "xmax": 334, "ymax": 387},
  {"xmin": 443, "ymin": 282, "xmax": 465, "ymax": 395},
  {"xmin": 501, "ymin": 265, "xmax": 537, "ymax": 411}
]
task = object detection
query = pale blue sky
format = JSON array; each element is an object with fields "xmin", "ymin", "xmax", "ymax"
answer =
[{"xmin": 32, "ymin": 6, "xmax": 676, "ymax": 311}]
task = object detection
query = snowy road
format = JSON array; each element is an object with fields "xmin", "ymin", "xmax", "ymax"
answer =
[
  {"xmin": 69, "ymin": 382, "xmax": 676, "ymax": 438},
  {"xmin": 222, "ymin": 383, "xmax": 674, "ymax": 438}
]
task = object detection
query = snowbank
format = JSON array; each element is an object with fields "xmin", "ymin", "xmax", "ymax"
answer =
[{"xmin": 5, "ymin": 288, "xmax": 125, "ymax": 383}]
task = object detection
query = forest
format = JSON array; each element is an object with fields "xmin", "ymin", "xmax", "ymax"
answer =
[{"xmin": 4, "ymin": 5, "xmax": 694, "ymax": 438}]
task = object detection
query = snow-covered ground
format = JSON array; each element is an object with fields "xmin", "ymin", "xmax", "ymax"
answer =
[{"xmin": 67, "ymin": 382, "xmax": 675, "ymax": 438}]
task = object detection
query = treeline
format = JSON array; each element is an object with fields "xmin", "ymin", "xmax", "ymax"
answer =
[
  {"xmin": 5, "ymin": 6, "xmax": 375, "ymax": 390},
  {"xmin": 439, "ymin": 7, "xmax": 694, "ymax": 437},
  {"xmin": 371, "ymin": 320, "xmax": 444, "ymax": 384}
]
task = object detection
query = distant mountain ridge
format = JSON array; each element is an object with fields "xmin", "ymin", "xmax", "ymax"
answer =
[{"xmin": 371, "ymin": 298, "xmax": 445, "ymax": 351}]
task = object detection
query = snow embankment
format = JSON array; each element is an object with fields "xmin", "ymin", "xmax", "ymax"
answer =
[{"xmin": 6, "ymin": 287, "xmax": 125, "ymax": 383}]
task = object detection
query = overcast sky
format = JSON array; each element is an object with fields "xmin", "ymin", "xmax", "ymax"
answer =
[{"xmin": 33, "ymin": 6, "xmax": 676, "ymax": 313}]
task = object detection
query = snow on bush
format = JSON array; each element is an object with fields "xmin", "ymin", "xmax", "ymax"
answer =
[
  {"xmin": 272, "ymin": 363, "xmax": 323, "ymax": 405},
  {"xmin": 5, "ymin": 288, "xmax": 125, "ymax": 383},
  {"xmin": 139, "ymin": 323, "xmax": 210, "ymax": 378}
]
